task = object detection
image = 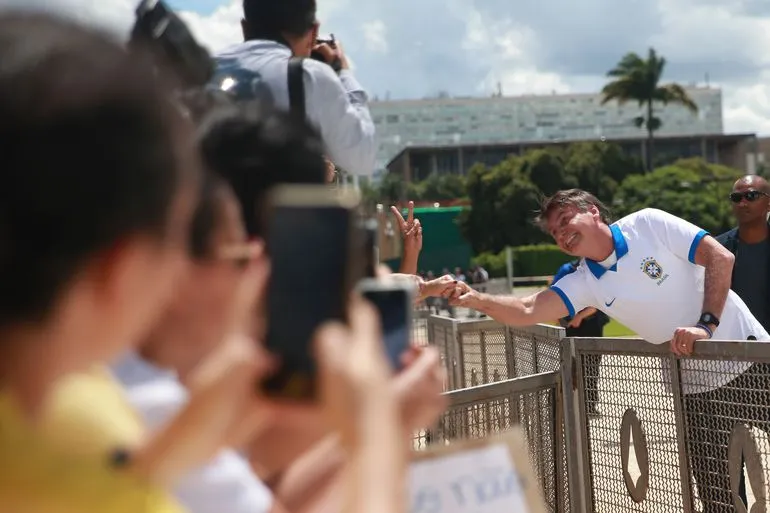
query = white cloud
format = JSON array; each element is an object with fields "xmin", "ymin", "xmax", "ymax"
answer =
[
  {"xmin": 652, "ymin": 0, "xmax": 770, "ymax": 69},
  {"xmin": 723, "ymin": 73, "xmax": 770, "ymax": 134},
  {"xmin": 3, "ymin": 0, "xmax": 770, "ymax": 135},
  {"xmin": 178, "ymin": 0, "xmax": 241, "ymax": 52},
  {"xmin": 456, "ymin": 7, "xmax": 566, "ymax": 96},
  {"xmin": 649, "ymin": 0, "xmax": 770, "ymax": 134},
  {"xmin": 360, "ymin": 20, "xmax": 387, "ymax": 54}
]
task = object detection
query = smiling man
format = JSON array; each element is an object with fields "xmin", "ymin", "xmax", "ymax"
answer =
[{"xmin": 441, "ymin": 188, "xmax": 770, "ymax": 511}]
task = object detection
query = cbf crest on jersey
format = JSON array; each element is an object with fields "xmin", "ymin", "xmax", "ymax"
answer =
[{"xmin": 640, "ymin": 257, "xmax": 669, "ymax": 285}]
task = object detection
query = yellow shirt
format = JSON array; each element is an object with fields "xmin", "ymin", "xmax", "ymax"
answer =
[
  {"xmin": 40, "ymin": 367, "xmax": 146, "ymax": 459},
  {"xmin": 0, "ymin": 372, "xmax": 185, "ymax": 513}
]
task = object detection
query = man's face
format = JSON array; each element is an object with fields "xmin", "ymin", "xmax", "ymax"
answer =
[
  {"xmin": 546, "ymin": 205, "xmax": 600, "ymax": 257},
  {"xmin": 731, "ymin": 180, "xmax": 770, "ymax": 225}
]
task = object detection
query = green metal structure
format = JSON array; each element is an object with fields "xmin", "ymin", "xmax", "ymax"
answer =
[{"xmin": 385, "ymin": 206, "xmax": 473, "ymax": 274}]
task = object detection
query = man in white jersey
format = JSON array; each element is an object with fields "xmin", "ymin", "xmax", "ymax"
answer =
[{"xmin": 442, "ymin": 189, "xmax": 770, "ymax": 512}]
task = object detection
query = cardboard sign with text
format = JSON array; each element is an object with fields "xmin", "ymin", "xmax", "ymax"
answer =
[{"xmin": 408, "ymin": 429, "xmax": 547, "ymax": 513}]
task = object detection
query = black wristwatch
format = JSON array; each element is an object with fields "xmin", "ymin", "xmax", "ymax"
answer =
[{"xmin": 698, "ymin": 312, "xmax": 720, "ymax": 327}]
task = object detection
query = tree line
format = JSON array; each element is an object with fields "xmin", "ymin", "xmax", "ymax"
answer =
[
  {"xmin": 364, "ymin": 141, "xmax": 746, "ymax": 255},
  {"xmin": 363, "ymin": 45, "xmax": 749, "ymax": 254}
]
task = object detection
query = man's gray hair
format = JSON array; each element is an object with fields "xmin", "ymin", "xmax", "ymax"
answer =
[{"xmin": 534, "ymin": 189, "xmax": 612, "ymax": 232}]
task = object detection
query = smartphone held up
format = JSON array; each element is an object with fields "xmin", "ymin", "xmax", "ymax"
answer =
[
  {"xmin": 260, "ymin": 185, "xmax": 414, "ymax": 402},
  {"xmin": 261, "ymin": 185, "xmax": 362, "ymax": 401},
  {"xmin": 356, "ymin": 279, "xmax": 413, "ymax": 372}
]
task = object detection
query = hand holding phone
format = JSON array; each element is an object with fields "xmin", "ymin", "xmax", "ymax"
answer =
[
  {"xmin": 261, "ymin": 185, "xmax": 362, "ymax": 401},
  {"xmin": 357, "ymin": 278, "xmax": 413, "ymax": 371}
]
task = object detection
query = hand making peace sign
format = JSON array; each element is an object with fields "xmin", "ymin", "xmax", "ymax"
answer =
[{"xmin": 390, "ymin": 200, "xmax": 422, "ymax": 255}]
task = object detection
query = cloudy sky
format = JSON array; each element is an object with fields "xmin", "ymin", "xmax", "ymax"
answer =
[{"xmin": 4, "ymin": 0, "xmax": 770, "ymax": 134}]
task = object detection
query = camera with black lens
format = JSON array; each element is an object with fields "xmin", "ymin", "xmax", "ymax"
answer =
[{"xmin": 310, "ymin": 34, "xmax": 343, "ymax": 73}]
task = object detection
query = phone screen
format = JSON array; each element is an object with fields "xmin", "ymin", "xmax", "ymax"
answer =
[
  {"xmin": 263, "ymin": 204, "xmax": 353, "ymax": 399},
  {"xmin": 362, "ymin": 288, "xmax": 410, "ymax": 370}
]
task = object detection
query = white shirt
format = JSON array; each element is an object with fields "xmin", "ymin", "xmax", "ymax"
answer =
[
  {"xmin": 551, "ymin": 208, "xmax": 769, "ymax": 394},
  {"xmin": 215, "ymin": 40, "xmax": 376, "ymax": 177},
  {"xmin": 111, "ymin": 353, "xmax": 273, "ymax": 513}
]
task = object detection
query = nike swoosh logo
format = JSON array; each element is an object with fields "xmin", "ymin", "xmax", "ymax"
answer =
[{"xmin": 605, "ymin": 298, "xmax": 616, "ymax": 307}]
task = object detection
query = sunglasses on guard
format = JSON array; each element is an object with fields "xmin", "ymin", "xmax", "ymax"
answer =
[{"xmin": 730, "ymin": 190, "xmax": 769, "ymax": 203}]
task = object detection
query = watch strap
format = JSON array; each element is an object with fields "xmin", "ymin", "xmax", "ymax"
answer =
[{"xmin": 699, "ymin": 312, "xmax": 720, "ymax": 327}]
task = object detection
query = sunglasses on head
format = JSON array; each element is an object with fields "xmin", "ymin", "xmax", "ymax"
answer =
[{"xmin": 730, "ymin": 190, "xmax": 769, "ymax": 203}]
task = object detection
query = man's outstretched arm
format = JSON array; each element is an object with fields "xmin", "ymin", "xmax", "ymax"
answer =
[{"xmin": 448, "ymin": 281, "xmax": 570, "ymax": 326}]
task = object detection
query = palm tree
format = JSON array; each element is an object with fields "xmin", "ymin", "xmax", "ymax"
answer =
[{"xmin": 601, "ymin": 48, "xmax": 698, "ymax": 171}]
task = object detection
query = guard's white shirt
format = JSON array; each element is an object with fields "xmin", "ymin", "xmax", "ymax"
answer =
[
  {"xmin": 215, "ymin": 40, "xmax": 376, "ymax": 176},
  {"xmin": 111, "ymin": 353, "xmax": 273, "ymax": 513},
  {"xmin": 550, "ymin": 208, "xmax": 769, "ymax": 394}
]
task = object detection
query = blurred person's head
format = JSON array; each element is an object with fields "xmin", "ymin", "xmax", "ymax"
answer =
[
  {"xmin": 730, "ymin": 175, "xmax": 770, "ymax": 228},
  {"xmin": 140, "ymin": 171, "xmax": 265, "ymax": 378},
  {"xmin": 195, "ymin": 99, "xmax": 327, "ymax": 237},
  {"xmin": 241, "ymin": 0, "xmax": 319, "ymax": 58},
  {"xmin": 0, "ymin": 13, "xmax": 199, "ymax": 399},
  {"xmin": 535, "ymin": 189, "xmax": 614, "ymax": 261}
]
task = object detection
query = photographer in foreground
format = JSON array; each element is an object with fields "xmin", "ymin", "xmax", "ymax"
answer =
[{"xmin": 214, "ymin": 0, "xmax": 376, "ymax": 177}]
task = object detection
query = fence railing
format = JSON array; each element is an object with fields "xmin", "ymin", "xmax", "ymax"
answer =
[
  {"xmin": 423, "ymin": 316, "xmax": 565, "ymax": 390},
  {"xmin": 564, "ymin": 337, "xmax": 770, "ymax": 513},
  {"xmin": 416, "ymin": 314, "xmax": 770, "ymax": 513}
]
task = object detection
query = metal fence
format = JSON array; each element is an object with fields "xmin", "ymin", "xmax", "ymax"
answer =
[
  {"xmin": 417, "ymin": 315, "xmax": 770, "ymax": 513},
  {"xmin": 413, "ymin": 316, "xmax": 569, "ymax": 511},
  {"xmin": 413, "ymin": 372, "xmax": 569, "ymax": 513},
  {"xmin": 564, "ymin": 337, "xmax": 770, "ymax": 513},
  {"xmin": 423, "ymin": 316, "xmax": 565, "ymax": 390}
]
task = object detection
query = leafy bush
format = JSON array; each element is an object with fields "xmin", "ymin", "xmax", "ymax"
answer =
[{"xmin": 471, "ymin": 244, "xmax": 573, "ymax": 278}]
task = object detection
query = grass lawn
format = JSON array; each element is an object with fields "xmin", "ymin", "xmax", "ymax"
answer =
[{"xmin": 603, "ymin": 319, "xmax": 635, "ymax": 337}]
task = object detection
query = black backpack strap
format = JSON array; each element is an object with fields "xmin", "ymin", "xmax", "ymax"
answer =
[{"xmin": 287, "ymin": 57, "xmax": 306, "ymax": 119}]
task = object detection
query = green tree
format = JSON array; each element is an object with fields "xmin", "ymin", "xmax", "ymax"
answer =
[
  {"xmin": 614, "ymin": 158, "xmax": 742, "ymax": 234},
  {"xmin": 414, "ymin": 173, "xmax": 467, "ymax": 201},
  {"xmin": 564, "ymin": 141, "xmax": 644, "ymax": 202},
  {"xmin": 519, "ymin": 148, "xmax": 576, "ymax": 196},
  {"xmin": 373, "ymin": 172, "xmax": 421, "ymax": 205},
  {"xmin": 458, "ymin": 157, "xmax": 545, "ymax": 254},
  {"xmin": 602, "ymin": 48, "xmax": 698, "ymax": 171}
]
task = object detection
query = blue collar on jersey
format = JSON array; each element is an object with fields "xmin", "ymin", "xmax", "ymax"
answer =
[{"xmin": 585, "ymin": 224, "xmax": 628, "ymax": 279}]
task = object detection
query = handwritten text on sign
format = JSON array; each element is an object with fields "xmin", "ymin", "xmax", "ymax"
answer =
[{"xmin": 408, "ymin": 444, "xmax": 529, "ymax": 513}]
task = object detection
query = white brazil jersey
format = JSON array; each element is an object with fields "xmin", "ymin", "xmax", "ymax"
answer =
[{"xmin": 550, "ymin": 208, "xmax": 769, "ymax": 394}]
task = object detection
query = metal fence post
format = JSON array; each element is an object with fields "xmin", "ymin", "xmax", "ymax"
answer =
[
  {"xmin": 504, "ymin": 326, "xmax": 517, "ymax": 378},
  {"xmin": 480, "ymin": 330, "xmax": 490, "ymax": 384},
  {"xmin": 670, "ymin": 356, "xmax": 695, "ymax": 512},
  {"xmin": 451, "ymin": 320, "xmax": 465, "ymax": 390},
  {"xmin": 446, "ymin": 323, "xmax": 456, "ymax": 391},
  {"xmin": 573, "ymin": 344, "xmax": 594, "ymax": 513},
  {"xmin": 554, "ymin": 376, "xmax": 567, "ymax": 513},
  {"xmin": 561, "ymin": 338, "xmax": 587, "ymax": 513}
]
